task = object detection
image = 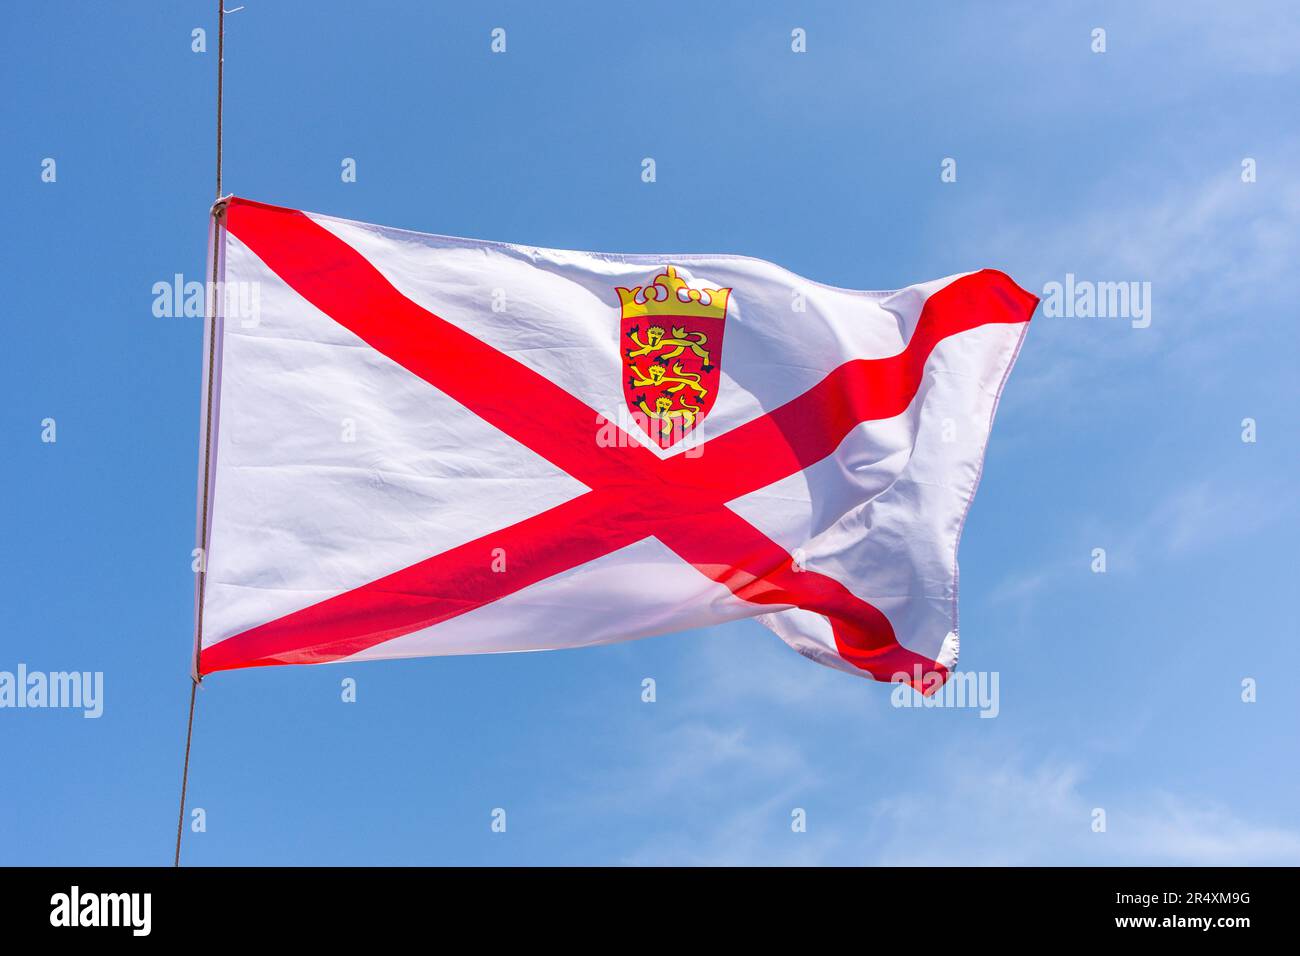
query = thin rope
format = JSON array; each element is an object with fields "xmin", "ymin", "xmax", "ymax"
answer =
[
  {"xmin": 215, "ymin": 0, "xmax": 224, "ymax": 198},
  {"xmin": 175, "ymin": 0, "xmax": 226, "ymax": 868},
  {"xmin": 174, "ymin": 679, "xmax": 199, "ymax": 866}
]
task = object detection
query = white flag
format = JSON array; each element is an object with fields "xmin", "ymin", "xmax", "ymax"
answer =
[{"xmin": 194, "ymin": 197, "xmax": 1037, "ymax": 691}]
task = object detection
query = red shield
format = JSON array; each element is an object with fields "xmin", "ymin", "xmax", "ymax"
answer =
[{"xmin": 618, "ymin": 267, "xmax": 728, "ymax": 449}]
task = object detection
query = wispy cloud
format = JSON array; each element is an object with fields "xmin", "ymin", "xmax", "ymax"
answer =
[
  {"xmin": 988, "ymin": 468, "xmax": 1296, "ymax": 615},
  {"xmin": 583, "ymin": 632, "xmax": 1300, "ymax": 865},
  {"xmin": 862, "ymin": 749, "xmax": 1300, "ymax": 865},
  {"xmin": 958, "ymin": 139, "xmax": 1300, "ymax": 416}
]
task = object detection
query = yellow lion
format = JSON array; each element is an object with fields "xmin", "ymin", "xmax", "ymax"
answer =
[
  {"xmin": 636, "ymin": 394, "xmax": 701, "ymax": 439},
  {"xmin": 625, "ymin": 325, "xmax": 713, "ymax": 370},
  {"xmin": 627, "ymin": 360, "xmax": 707, "ymax": 397}
]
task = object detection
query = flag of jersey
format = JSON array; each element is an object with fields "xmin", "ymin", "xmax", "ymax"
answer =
[{"xmin": 193, "ymin": 197, "xmax": 1037, "ymax": 690}]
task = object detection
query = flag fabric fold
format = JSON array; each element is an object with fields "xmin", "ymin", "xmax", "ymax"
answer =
[{"xmin": 194, "ymin": 197, "xmax": 1037, "ymax": 690}]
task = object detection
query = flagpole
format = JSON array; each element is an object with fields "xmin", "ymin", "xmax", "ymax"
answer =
[
  {"xmin": 175, "ymin": 0, "xmax": 230, "ymax": 868},
  {"xmin": 174, "ymin": 679, "xmax": 199, "ymax": 865}
]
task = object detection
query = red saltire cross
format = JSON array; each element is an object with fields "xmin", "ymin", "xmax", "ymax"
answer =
[{"xmin": 200, "ymin": 198, "xmax": 1035, "ymax": 688}]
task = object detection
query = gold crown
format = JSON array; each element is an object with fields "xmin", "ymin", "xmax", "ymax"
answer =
[{"xmin": 617, "ymin": 266, "xmax": 731, "ymax": 320}]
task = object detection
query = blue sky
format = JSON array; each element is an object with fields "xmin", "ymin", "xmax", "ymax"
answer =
[{"xmin": 2, "ymin": 1, "xmax": 1298, "ymax": 865}]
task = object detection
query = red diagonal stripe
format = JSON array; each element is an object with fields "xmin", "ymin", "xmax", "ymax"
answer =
[
  {"xmin": 222, "ymin": 199, "xmax": 656, "ymax": 491},
  {"xmin": 655, "ymin": 506, "xmax": 943, "ymax": 682},
  {"xmin": 659, "ymin": 271, "xmax": 1038, "ymax": 499},
  {"xmin": 200, "ymin": 491, "xmax": 639, "ymax": 671}
]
